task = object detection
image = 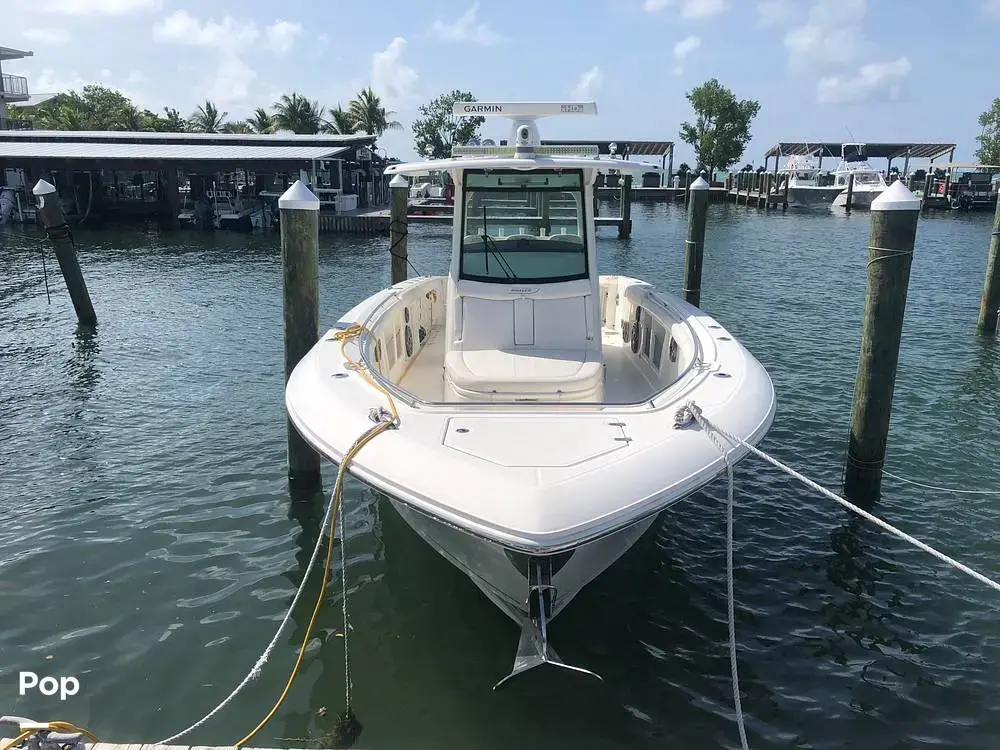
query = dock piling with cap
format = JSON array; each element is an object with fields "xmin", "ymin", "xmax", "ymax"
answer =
[
  {"xmin": 279, "ymin": 180, "xmax": 322, "ymax": 488},
  {"xmin": 389, "ymin": 174, "xmax": 410, "ymax": 285},
  {"xmin": 843, "ymin": 181, "xmax": 921, "ymax": 502},
  {"xmin": 617, "ymin": 174, "xmax": 633, "ymax": 239},
  {"xmin": 977, "ymin": 191, "xmax": 1000, "ymax": 334},
  {"xmin": 682, "ymin": 173, "xmax": 710, "ymax": 308},
  {"xmin": 32, "ymin": 179, "xmax": 97, "ymax": 327}
]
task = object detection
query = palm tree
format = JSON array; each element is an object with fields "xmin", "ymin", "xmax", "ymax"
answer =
[
  {"xmin": 272, "ymin": 93, "xmax": 328, "ymax": 134},
  {"xmin": 324, "ymin": 104, "xmax": 355, "ymax": 135},
  {"xmin": 347, "ymin": 87, "xmax": 401, "ymax": 138},
  {"xmin": 248, "ymin": 107, "xmax": 274, "ymax": 134},
  {"xmin": 189, "ymin": 100, "xmax": 228, "ymax": 133},
  {"xmin": 221, "ymin": 121, "xmax": 253, "ymax": 133},
  {"xmin": 123, "ymin": 104, "xmax": 145, "ymax": 131}
]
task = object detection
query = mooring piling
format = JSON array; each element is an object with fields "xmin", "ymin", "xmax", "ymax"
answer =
[
  {"xmin": 32, "ymin": 179, "xmax": 97, "ymax": 327},
  {"xmin": 844, "ymin": 172, "xmax": 856, "ymax": 214},
  {"xmin": 617, "ymin": 174, "xmax": 633, "ymax": 239},
  {"xmin": 279, "ymin": 180, "xmax": 322, "ymax": 488},
  {"xmin": 682, "ymin": 173, "xmax": 710, "ymax": 308},
  {"xmin": 844, "ymin": 181, "xmax": 921, "ymax": 502},
  {"xmin": 977, "ymin": 191, "xmax": 1000, "ymax": 334},
  {"xmin": 389, "ymin": 174, "xmax": 409, "ymax": 285}
]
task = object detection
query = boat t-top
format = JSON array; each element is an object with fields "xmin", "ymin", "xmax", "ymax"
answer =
[
  {"xmin": 285, "ymin": 101, "xmax": 776, "ymax": 686},
  {"xmin": 832, "ymin": 142, "xmax": 888, "ymax": 208}
]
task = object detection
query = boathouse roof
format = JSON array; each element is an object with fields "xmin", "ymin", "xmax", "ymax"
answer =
[
  {"xmin": 764, "ymin": 141, "xmax": 956, "ymax": 161},
  {"xmin": 539, "ymin": 140, "xmax": 674, "ymax": 157}
]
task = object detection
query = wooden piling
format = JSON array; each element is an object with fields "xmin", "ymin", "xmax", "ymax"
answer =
[
  {"xmin": 32, "ymin": 179, "xmax": 97, "ymax": 327},
  {"xmin": 684, "ymin": 172, "xmax": 692, "ymax": 206},
  {"xmin": 782, "ymin": 173, "xmax": 790, "ymax": 210},
  {"xmin": 922, "ymin": 173, "xmax": 933, "ymax": 212},
  {"xmin": 278, "ymin": 180, "xmax": 322, "ymax": 488},
  {"xmin": 844, "ymin": 182, "xmax": 921, "ymax": 502},
  {"xmin": 977, "ymin": 191, "xmax": 1000, "ymax": 334},
  {"xmin": 844, "ymin": 172, "xmax": 855, "ymax": 214},
  {"xmin": 618, "ymin": 174, "xmax": 633, "ymax": 239},
  {"xmin": 762, "ymin": 173, "xmax": 772, "ymax": 210},
  {"xmin": 389, "ymin": 174, "xmax": 409, "ymax": 285},
  {"xmin": 682, "ymin": 174, "xmax": 710, "ymax": 308}
]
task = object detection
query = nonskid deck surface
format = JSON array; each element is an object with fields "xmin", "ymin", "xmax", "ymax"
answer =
[{"xmin": 398, "ymin": 327, "xmax": 659, "ymax": 404}]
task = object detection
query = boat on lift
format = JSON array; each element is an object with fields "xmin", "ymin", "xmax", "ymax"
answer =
[
  {"xmin": 832, "ymin": 143, "xmax": 888, "ymax": 208},
  {"xmin": 778, "ymin": 153, "xmax": 842, "ymax": 208},
  {"xmin": 284, "ymin": 101, "xmax": 776, "ymax": 687}
]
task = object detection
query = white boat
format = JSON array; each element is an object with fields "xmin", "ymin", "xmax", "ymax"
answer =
[
  {"xmin": 778, "ymin": 154, "xmax": 842, "ymax": 208},
  {"xmin": 285, "ymin": 101, "xmax": 776, "ymax": 686},
  {"xmin": 832, "ymin": 143, "xmax": 887, "ymax": 208}
]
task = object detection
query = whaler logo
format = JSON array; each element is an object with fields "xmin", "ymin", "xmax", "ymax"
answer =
[
  {"xmin": 463, "ymin": 104, "xmax": 503, "ymax": 113},
  {"xmin": 560, "ymin": 104, "xmax": 586, "ymax": 113}
]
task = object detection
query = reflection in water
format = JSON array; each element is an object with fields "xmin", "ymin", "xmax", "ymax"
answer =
[{"xmin": 67, "ymin": 325, "xmax": 101, "ymax": 403}]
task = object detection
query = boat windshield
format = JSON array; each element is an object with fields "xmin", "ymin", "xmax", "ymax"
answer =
[{"xmin": 459, "ymin": 169, "xmax": 588, "ymax": 284}]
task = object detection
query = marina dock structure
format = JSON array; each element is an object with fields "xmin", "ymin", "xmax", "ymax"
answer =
[
  {"xmin": 0, "ymin": 129, "xmax": 388, "ymax": 229},
  {"xmin": 0, "ymin": 46, "xmax": 32, "ymax": 131}
]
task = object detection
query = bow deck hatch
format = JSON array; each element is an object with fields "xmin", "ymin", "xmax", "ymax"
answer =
[{"xmin": 443, "ymin": 416, "xmax": 632, "ymax": 468}]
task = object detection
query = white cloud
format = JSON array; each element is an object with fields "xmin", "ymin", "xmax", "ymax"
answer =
[
  {"xmin": 153, "ymin": 10, "xmax": 259, "ymax": 51},
  {"xmin": 203, "ymin": 52, "xmax": 257, "ymax": 106},
  {"xmin": 985, "ymin": 0, "xmax": 1000, "ymax": 15},
  {"xmin": 429, "ymin": 3, "xmax": 505, "ymax": 44},
  {"xmin": 816, "ymin": 57, "xmax": 911, "ymax": 104},
  {"xmin": 265, "ymin": 20, "xmax": 302, "ymax": 55},
  {"xmin": 372, "ymin": 37, "xmax": 419, "ymax": 107},
  {"xmin": 21, "ymin": 28, "xmax": 71, "ymax": 44},
  {"xmin": 784, "ymin": 0, "xmax": 868, "ymax": 73},
  {"xmin": 755, "ymin": 0, "xmax": 795, "ymax": 27},
  {"xmin": 317, "ymin": 33, "xmax": 330, "ymax": 48},
  {"xmin": 643, "ymin": 0, "xmax": 729, "ymax": 20},
  {"xmin": 572, "ymin": 66, "xmax": 603, "ymax": 99},
  {"xmin": 99, "ymin": 68, "xmax": 112, "ymax": 80},
  {"xmin": 126, "ymin": 70, "xmax": 148, "ymax": 84},
  {"xmin": 40, "ymin": 0, "xmax": 161, "ymax": 14},
  {"xmin": 33, "ymin": 68, "xmax": 95, "ymax": 94},
  {"xmin": 672, "ymin": 35, "xmax": 701, "ymax": 75}
]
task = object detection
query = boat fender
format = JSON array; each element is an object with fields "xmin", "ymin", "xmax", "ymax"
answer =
[
  {"xmin": 669, "ymin": 338, "xmax": 678, "ymax": 363},
  {"xmin": 631, "ymin": 307, "xmax": 642, "ymax": 354},
  {"xmin": 621, "ymin": 319, "xmax": 630, "ymax": 344}
]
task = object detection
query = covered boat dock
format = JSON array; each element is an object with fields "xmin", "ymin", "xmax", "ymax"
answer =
[
  {"xmin": 762, "ymin": 141, "xmax": 957, "ymax": 176},
  {"xmin": 0, "ymin": 130, "xmax": 383, "ymax": 227}
]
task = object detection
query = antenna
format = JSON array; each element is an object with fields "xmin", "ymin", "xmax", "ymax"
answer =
[{"xmin": 453, "ymin": 101, "xmax": 598, "ymax": 150}]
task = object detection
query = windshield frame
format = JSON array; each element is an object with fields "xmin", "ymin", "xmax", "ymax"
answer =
[{"xmin": 458, "ymin": 168, "xmax": 589, "ymax": 285}]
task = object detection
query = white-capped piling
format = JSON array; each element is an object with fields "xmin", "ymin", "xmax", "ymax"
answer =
[
  {"xmin": 682, "ymin": 173, "xmax": 711, "ymax": 308},
  {"xmin": 978, "ymin": 191, "xmax": 1000, "ymax": 334},
  {"xmin": 32, "ymin": 179, "xmax": 97, "ymax": 327},
  {"xmin": 389, "ymin": 174, "xmax": 409, "ymax": 285},
  {"xmin": 279, "ymin": 180, "xmax": 322, "ymax": 487},
  {"xmin": 844, "ymin": 172, "xmax": 856, "ymax": 214},
  {"xmin": 844, "ymin": 181, "xmax": 921, "ymax": 501}
]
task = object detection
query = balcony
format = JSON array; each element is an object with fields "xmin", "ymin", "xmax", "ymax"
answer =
[{"xmin": 1, "ymin": 73, "xmax": 29, "ymax": 102}]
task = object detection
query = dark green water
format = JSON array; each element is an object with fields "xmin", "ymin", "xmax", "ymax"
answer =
[{"xmin": 1, "ymin": 202, "xmax": 998, "ymax": 749}]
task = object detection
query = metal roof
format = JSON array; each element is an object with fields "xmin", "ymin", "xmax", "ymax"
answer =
[
  {"xmin": 0, "ymin": 129, "xmax": 375, "ymax": 147},
  {"xmin": 0, "ymin": 46, "xmax": 33, "ymax": 61},
  {"xmin": 0, "ymin": 141, "xmax": 352, "ymax": 162},
  {"xmin": 764, "ymin": 141, "xmax": 956, "ymax": 160},
  {"xmin": 540, "ymin": 139, "xmax": 673, "ymax": 157}
]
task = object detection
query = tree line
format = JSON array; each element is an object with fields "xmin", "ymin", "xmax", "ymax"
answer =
[
  {"xmin": 9, "ymin": 80, "xmax": 768, "ymax": 173},
  {"xmin": 8, "ymin": 84, "xmax": 403, "ymax": 138}
]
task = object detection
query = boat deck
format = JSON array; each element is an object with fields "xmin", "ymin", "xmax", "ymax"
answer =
[{"xmin": 398, "ymin": 326, "xmax": 660, "ymax": 403}]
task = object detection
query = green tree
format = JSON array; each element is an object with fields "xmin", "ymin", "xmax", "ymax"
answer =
[
  {"xmin": 975, "ymin": 98, "xmax": 1000, "ymax": 166},
  {"xmin": 189, "ymin": 100, "xmax": 228, "ymax": 133},
  {"xmin": 221, "ymin": 121, "xmax": 253, "ymax": 133},
  {"xmin": 411, "ymin": 90, "xmax": 484, "ymax": 160},
  {"xmin": 348, "ymin": 87, "xmax": 401, "ymax": 138},
  {"xmin": 325, "ymin": 104, "xmax": 355, "ymax": 135},
  {"xmin": 679, "ymin": 79, "xmax": 760, "ymax": 176},
  {"xmin": 272, "ymin": 92, "xmax": 327, "ymax": 134},
  {"xmin": 18, "ymin": 84, "xmax": 133, "ymax": 130},
  {"xmin": 248, "ymin": 107, "xmax": 274, "ymax": 134}
]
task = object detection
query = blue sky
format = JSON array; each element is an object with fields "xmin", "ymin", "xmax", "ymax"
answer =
[{"xmin": 5, "ymin": 0, "xmax": 1000, "ymax": 168}]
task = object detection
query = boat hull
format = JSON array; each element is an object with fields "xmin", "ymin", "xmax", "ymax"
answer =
[
  {"xmin": 388, "ymin": 496, "xmax": 658, "ymax": 622},
  {"xmin": 833, "ymin": 186, "xmax": 884, "ymax": 208},
  {"xmin": 786, "ymin": 185, "xmax": 842, "ymax": 208}
]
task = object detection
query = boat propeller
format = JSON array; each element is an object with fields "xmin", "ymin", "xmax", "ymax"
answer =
[{"xmin": 493, "ymin": 558, "xmax": 602, "ymax": 690}]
